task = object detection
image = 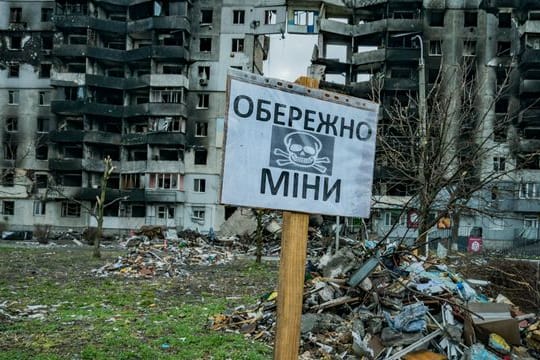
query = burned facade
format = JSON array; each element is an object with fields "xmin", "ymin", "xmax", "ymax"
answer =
[
  {"xmin": 286, "ymin": 0, "xmax": 540, "ymax": 247},
  {"xmin": 0, "ymin": 0, "xmax": 286, "ymax": 233}
]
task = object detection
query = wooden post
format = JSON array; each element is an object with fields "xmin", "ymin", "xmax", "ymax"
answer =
[
  {"xmin": 274, "ymin": 211, "xmax": 309, "ymax": 360},
  {"xmin": 273, "ymin": 76, "xmax": 319, "ymax": 360}
]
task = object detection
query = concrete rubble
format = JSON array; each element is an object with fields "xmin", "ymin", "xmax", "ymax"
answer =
[
  {"xmin": 92, "ymin": 229, "xmax": 241, "ymax": 278},
  {"xmin": 209, "ymin": 238, "xmax": 540, "ymax": 360}
]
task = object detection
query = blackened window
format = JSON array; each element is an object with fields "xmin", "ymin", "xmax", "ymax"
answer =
[
  {"xmin": 2, "ymin": 201, "xmax": 15, "ymax": 215},
  {"xmin": 8, "ymin": 63, "xmax": 19, "ymax": 77},
  {"xmin": 6, "ymin": 118, "xmax": 18, "ymax": 131},
  {"xmin": 37, "ymin": 118, "xmax": 49, "ymax": 132},
  {"xmin": 35, "ymin": 174, "xmax": 48, "ymax": 188},
  {"xmin": 201, "ymin": 9, "xmax": 213, "ymax": 24},
  {"xmin": 40, "ymin": 63, "xmax": 51, "ymax": 78},
  {"xmin": 194, "ymin": 149, "xmax": 208, "ymax": 165},
  {"xmin": 41, "ymin": 8, "xmax": 53, "ymax": 22},
  {"xmin": 10, "ymin": 36, "xmax": 22, "ymax": 49},
  {"xmin": 429, "ymin": 11, "xmax": 444, "ymax": 27},
  {"xmin": 10, "ymin": 8, "xmax": 22, "ymax": 23},
  {"xmin": 36, "ymin": 145, "xmax": 48, "ymax": 160},
  {"xmin": 42, "ymin": 35, "xmax": 53, "ymax": 50},
  {"xmin": 464, "ymin": 12, "xmax": 477, "ymax": 27},
  {"xmin": 200, "ymin": 38, "xmax": 211, "ymax": 52},
  {"xmin": 498, "ymin": 12, "xmax": 511, "ymax": 28},
  {"xmin": 497, "ymin": 41, "xmax": 511, "ymax": 56}
]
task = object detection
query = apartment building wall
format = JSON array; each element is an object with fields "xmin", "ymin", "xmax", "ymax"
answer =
[
  {"xmin": 286, "ymin": 0, "xmax": 540, "ymax": 248},
  {"xmin": 0, "ymin": 0, "xmax": 287, "ymax": 235}
]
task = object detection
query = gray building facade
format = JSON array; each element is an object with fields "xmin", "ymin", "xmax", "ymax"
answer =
[
  {"xmin": 0, "ymin": 0, "xmax": 286, "ymax": 235},
  {"xmin": 285, "ymin": 0, "xmax": 540, "ymax": 249}
]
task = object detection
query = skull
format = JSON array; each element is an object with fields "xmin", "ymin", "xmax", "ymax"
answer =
[{"xmin": 284, "ymin": 132, "xmax": 322, "ymax": 167}]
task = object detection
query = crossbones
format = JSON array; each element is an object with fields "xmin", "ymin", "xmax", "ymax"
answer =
[{"xmin": 273, "ymin": 131, "xmax": 330, "ymax": 174}]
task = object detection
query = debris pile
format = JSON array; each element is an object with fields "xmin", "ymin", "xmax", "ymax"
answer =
[
  {"xmin": 210, "ymin": 244, "xmax": 540, "ymax": 359},
  {"xmin": 92, "ymin": 235, "xmax": 237, "ymax": 278}
]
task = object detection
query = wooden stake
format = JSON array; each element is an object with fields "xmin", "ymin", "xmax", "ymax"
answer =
[
  {"xmin": 274, "ymin": 76, "xmax": 319, "ymax": 360},
  {"xmin": 274, "ymin": 211, "xmax": 309, "ymax": 360}
]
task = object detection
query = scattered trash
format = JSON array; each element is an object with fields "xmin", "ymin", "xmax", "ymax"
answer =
[{"xmin": 207, "ymin": 226, "xmax": 540, "ymax": 359}]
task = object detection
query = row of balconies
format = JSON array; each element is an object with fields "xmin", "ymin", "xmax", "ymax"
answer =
[
  {"xmin": 319, "ymin": 18, "xmax": 422, "ymax": 40},
  {"xmin": 51, "ymin": 73, "xmax": 189, "ymax": 90},
  {"xmin": 495, "ymin": 198, "xmax": 540, "ymax": 213},
  {"xmin": 53, "ymin": 44, "xmax": 189, "ymax": 62},
  {"xmin": 69, "ymin": 187, "xmax": 184, "ymax": 203},
  {"xmin": 48, "ymin": 129, "xmax": 186, "ymax": 146},
  {"xmin": 54, "ymin": 14, "xmax": 190, "ymax": 33},
  {"xmin": 49, "ymin": 158, "xmax": 185, "ymax": 173},
  {"xmin": 51, "ymin": 100, "xmax": 188, "ymax": 118}
]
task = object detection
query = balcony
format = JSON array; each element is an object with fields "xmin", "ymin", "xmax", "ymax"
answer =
[
  {"xmin": 51, "ymin": 100, "xmax": 85, "ymax": 115},
  {"xmin": 520, "ymin": 79, "xmax": 540, "ymax": 95},
  {"xmin": 383, "ymin": 78, "xmax": 417, "ymax": 91},
  {"xmin": 123, "ymin": 103, "xmax": 188, "ymax": 118},
  {"xmin": 79, "ymin": 187, "xmax": 127, "ymax": 201},
  {"xmin": 513, "ymin": 199, "xmax": 540, "ymax": 213},
  {"xmin": 146, "ymin": 132, "xmax": 186, "ymax": 145},
  {"xmin": 518, "ymin": 108, "xmax": 540, "ymax": 125},
  {"xmin": 85, "ymin": 102, "xmax": 124, "ymax": 117},
  {"xmin": 515, "ymin": 137, "xmax": 540, "ymax": 153},
  {"xmin": 87, "ymin": 47, "xmax": 124, "ymax": 62},
  {"xmin": 146, "ymin": 161, "xmax": 184, "ymax": 173},
  {"xmin": 53, "ymin": 44, "xmax": 87, "ymax": 58},
  {"xmin": 128, "ymin": 15, "xmax": 190, "ymax": 32},
  {"xmin": 520, "ymin": 48, "xmax": 540, "ymax": 69},
  {"xmin": 51, "ymin": 72, "xmax": 86, "ymax": 87},
  {"xmin": 122, "ymin": 133, "xmax": 147, "ymax": 145},
  {"xmin": 120, "ymin": 161, "xmax": 147, "ymax": 173},
  {"xmin": 83, "ymin": 158, "xmax": 106, "ymax": 172},
  {"xmin": 49, "ymin": 158, "xmax": 83, "ymax": 171},
  {"xmin": 145, "ymin": 189, "xmax": 184, "ymax": 203},
  {"xmin": 125, "ymin": 46, "xmax": 190, "ymax": 61},
  {"xmin": 320, "ymin": 18, "xmax": 421, "ymax": 40},
  {"xmin": 54, "ymin": 15, "xmax": 89, "ymax": 29},
  {"xmin": 84, "ymin": 131, "xmax": 121, "ymax": 144},
  {"xmin": 86, "ymin": 74, "xmax": 126, "ymax": 89},
  {"xmin": 149, "ymin": 74, "xmax": 189, "ymax": 87},
  {"xmin": 89, "ymin": 18, "xmax": 126, "ymax": 33},
  {"xmin": 49, "ymin": 130, "xmax": 84, "ymax": 143}
]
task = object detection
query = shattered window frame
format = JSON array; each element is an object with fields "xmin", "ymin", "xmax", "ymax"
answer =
[
  {"xmin": 9, "ymin": 8, "xmax": 22, "ymax": 23},
  {"xmin": 195, "ymin": 122, "xmax": 208, "ymax": 137},
  {"xmin": 61, "ymin": 201, "xmax": 81, "ymax": 217},
  {"xmin": 192, "ymin": 208, "xmax": 205, "ymax": 221},
  {"xmin": 2, "ymin": 201, "xmax": 15, "ymax": 215},
  {"xmin": 10, "ymin": 35, "xmax": 22, "ymax": 50},
  {"xmin": 6, "ymin": 117, "xmax": 18, "ymax": 132},
  {"xmin": 41, "ymin": 7, "xmax": 53, "ymax": 22},
  {"xmin": 8, "ymin": 63, "xmax": 20, "ymax": 78}
]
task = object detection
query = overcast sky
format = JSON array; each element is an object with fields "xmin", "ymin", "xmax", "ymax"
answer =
[{"xmin": 263, "ymin": 34, "xmax": 317, "ymax": 81}]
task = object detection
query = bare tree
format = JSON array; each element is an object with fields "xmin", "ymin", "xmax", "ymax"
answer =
[
  {"xmin": 46, "ymin": 156, "xmax": 126, "ymax": 258},
  {"xmin": 371, "ymin": 57, "xmax": 539, "ymax": 253}
]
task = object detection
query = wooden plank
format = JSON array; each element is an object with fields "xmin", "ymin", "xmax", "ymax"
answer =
[
  {"xmin": 274, "ymin": 211, "xmax": 309, "ymax": 360},
  {"xmin": 273, "ymin": 75, "xmax": 319, "ymax": 360}
]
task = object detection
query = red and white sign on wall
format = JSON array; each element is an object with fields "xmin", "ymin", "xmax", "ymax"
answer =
[{"xmin": 221, "ymin": 70, "xmax": 379, "ymax": 218}]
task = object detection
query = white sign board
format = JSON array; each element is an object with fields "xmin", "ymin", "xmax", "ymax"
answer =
[{"xmin": 221, "ymin": 71, "xmax": 379, "ymax": 218}]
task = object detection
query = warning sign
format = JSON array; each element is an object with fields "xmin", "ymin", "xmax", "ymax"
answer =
[{"xmin": 221, "ymin": 70, "xmax": 379, "ymax": 218}]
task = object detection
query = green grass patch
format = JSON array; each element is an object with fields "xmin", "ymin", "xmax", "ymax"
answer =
[{"xmin": 0, "ymin": 245, "xmax": 274, "ymax": 359}]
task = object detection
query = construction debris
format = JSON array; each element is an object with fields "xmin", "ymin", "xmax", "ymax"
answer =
[
  {"xmin": 209, "ymin": 240, "xmax": 540, "ymax": 359},
  {"xmin": 92, "ymin": 235, "xmax": 237, "ymax": 278},
  {"xmin": 0, "ymin": 301, "xmax": 61, "ymax": 322}
]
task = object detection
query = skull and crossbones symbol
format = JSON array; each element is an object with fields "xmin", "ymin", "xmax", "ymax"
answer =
[{"xmin": 273, "ymin": 131, "xmax": 330, "ymax": 174}]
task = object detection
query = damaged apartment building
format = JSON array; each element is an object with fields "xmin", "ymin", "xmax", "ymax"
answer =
[
  {"xmin": 286, "ymin": 0, "xmax": 540, "ymax": 248},
  {"xmin": 0, "ymin": 0, "xmax": 286, "ymax": 233}
]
